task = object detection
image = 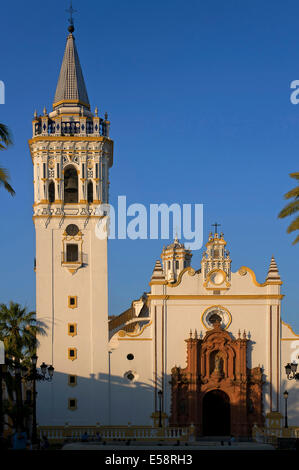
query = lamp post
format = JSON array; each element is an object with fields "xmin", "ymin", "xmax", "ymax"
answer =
[
  {"xmin": 23, "ymin": 354, "xmax": 54, "ymax": 446},
  {"xmin": 158, "ymin": 390, "xmax": 163, "ymax": 428},
  {"xmin": 14, "ymin": 362, "xmax": 23, "ymax": 430},
  {"xmin": 283, "ymin": 390, "xmax": 289, "ymax": 429},
  {"xmin": 285, "ymin": 363, "xmax": 299, "ymax": 381}
]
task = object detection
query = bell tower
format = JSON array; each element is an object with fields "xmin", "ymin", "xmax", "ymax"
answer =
[{"xmin": 29, "ymin": 22, "xmax": 113, "ymax": 425}]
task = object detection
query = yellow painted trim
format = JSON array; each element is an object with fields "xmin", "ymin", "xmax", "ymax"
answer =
[
  {"xmin": 281, "ymin": 320, "xmax": 299, "ymax": 337},
  {"xmin": 68, "ymin": 323, "xmax": 77, "ymax": 337},
  {"xmin": 201, "ymin": 305, "xmax": 232, "ymax": 330},
  {"xmin": 203, "ymin": 269, "xmax": 230, "ymax": 289},
  {"xmin": 53, "ymin": 98, "xmax": 90, "ymax": 110},
  {"xmin": 149, "ymin": 280, "xmax": 168, "ymax": 286},
  {"xmin": 68, "ymin": 348, "xmax": 77, "ymax": 361},
  {"xmin": 148, "ymin": 294, "xmax": 284, "ymax": 300},
  {"xmin": 68, "ymin": 296, "xmax": 78, "ymax": 309},
  {"xmin": 118, "ymin": 338, "xmax": 152, "ymax": 341},
  {"xmin": 167, "ymin": 267, "xmax": 196, "ymax": 288},
  {"xmin": 118, "ymin": 321, "xmax": 152, "ymax": 338},
  {"xmin": 238, "ymin": 266, "xmax": 283, "ymax": 286}
]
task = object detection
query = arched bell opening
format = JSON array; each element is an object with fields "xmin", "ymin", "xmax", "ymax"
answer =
[
  {"xmin": 48, "ymin": 180, "xmax": 55, "ymax": 204},
  {"xmin": 64, "ymin": 165, "xmax": 78, "ymax": 203},
  {"xmin": 87, "ymin": 180, "xmax": 93, "ymax": 204}
]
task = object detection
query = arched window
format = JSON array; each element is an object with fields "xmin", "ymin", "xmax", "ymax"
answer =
[
  {"xmin": 64, "ymin": 166, "xmax": 78, "ymax": 203},
  {"xmin": 48, "ymin": 180, "xmax": 55, "ymax": 203},
  {"xmin": 87, "ymin": 180, "xmax": 93, "ymax": 204}
]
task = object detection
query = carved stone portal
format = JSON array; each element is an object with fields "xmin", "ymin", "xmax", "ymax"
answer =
[{"xmin": 169, "ymin": 321, "xmax": 264, "ymax": 437}]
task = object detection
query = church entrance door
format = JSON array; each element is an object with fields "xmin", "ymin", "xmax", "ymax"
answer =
[{"xmin": 202, "ymin": 390, "xmax": 230, "ymax": 436}]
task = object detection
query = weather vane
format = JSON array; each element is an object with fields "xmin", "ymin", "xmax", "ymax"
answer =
[
  {"xmin": 66, "ymin": 1, "xmax": 77, "ymax": 31},
  {"xmin": 212, "ymin": 222, "xmax": 221, "ymax": 234}
]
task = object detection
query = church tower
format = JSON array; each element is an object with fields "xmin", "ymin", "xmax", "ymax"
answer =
[{"xmin": 29, "ymin": 21, "xmax": 113, "ymax": 425}]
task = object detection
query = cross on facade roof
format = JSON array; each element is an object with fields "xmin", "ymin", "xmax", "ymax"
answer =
[{"xmin": 212, "ymin": 222, "xmax": 221, "ymax": 234}]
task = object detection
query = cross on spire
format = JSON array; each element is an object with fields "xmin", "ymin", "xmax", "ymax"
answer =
[
  {"xmin": 66, "ymin": 1, "xmax": 77, "ymax": 31},
  {"xmin": 212, "ymin": 222, "xmax": 221, "ymax": 234}
]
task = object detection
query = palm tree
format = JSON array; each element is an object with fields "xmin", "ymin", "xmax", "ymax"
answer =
[
  {"xmin": 278, "ymin": 172, "xmax": 299, "ymax": 245},
  {"xmin": 0, "ymin": 302, "xmax": 47, "ymax": 429},
  {"xmin": 0, "ymin": 302, "xmax": 47, "ymax": 361},
  {"xmin": 0, "ymin": 123, "xmax": 15, "ymax": 196}
]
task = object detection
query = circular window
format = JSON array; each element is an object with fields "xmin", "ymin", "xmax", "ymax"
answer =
[
  {"xmin": 66, "ymin": 224, "xmax": 79, "ymax": 236},
  {"xmin": 127, "ymin": 372, "xmax": 135, "ymax": 381},
  {"xmin": 201, "ymin": 306, "xmax": 232, "ymax": 330},
  {"xmin": 127, "ymin": 354, "xmax": 134, "ymax": 361},
  {"xmin": 209, "ymin": 271, "xmax": 225, "ymax": 285}
]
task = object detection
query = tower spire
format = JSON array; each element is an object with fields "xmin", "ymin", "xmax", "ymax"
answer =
[{"xmin": 53, "ymin": 7, "xmax": 90, "ymax": 111}]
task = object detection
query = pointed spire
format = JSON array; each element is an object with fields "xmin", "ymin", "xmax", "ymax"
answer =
[
  {"xmin": 151, "ymin": 260, "xmax": 165, "ymax": 281},
  {"xmin": 53, "ymin": 30, "xmax": 90, "ymax": 110},
  {"xmin": 266, "ymin": 255, "xmax": 281, "ymax": 283}
]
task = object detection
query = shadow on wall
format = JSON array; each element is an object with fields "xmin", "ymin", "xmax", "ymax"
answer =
[{"xmin": 36, "ymin": 370, "xmax": 156, "ymax": 427}]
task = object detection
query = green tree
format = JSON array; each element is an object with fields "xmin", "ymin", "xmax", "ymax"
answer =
[
  {"xmin": 0, "ymin": 302, "xmax": 46, "ymax": 361},
  {"xmin": 278, "ymin": 172, "xmax": 299, "ymax": 245},
  {"xmin": 0, "ymin": 123, "xmax": 15, "ymax": 195},
  {"xmin": 0, "ymin": 302, "xmax": 47, "ymax": 429}
]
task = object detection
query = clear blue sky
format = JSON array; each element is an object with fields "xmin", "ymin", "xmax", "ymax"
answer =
[{"xmin": 0, "ymin": 0, "xmax": 298, "ymax": 330}]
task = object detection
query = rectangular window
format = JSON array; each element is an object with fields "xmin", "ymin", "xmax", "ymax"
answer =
[
  {"xmin": 66, "ymin": 244, "xmax": 79, "ymax": 262},
  {"xmin": 82, "ymin": 164, "xmax": 85, "ymax": 179},
  {"xmin": 57, "ymin": 163, "xmax": 60, "ymax": 177},
  {"xmin": 68, "ymin": 348, "xmax": 77, "ymax": 361},
  {"xmin": 168, "ymin": 261, "xmax": 171, "ymax": 269},
  {"xmin": 96, "ymin": 163, "xmax": 99, "ymax": 178},
  {"xmin": 176, "ymin": 260, "xmax": 179, "ymax": 269},
  {"xmin": 68, "ymin": 398, "xmax": 77, "ymax": 410},
  {"xmin": 68, "ymin": 296, "xmax": 77, "ymax": 309},
  {"xmin": 68, "ymin": 323, "xmax": 77, "ymax": 337},
  {"xmin": 43, "ymin": 163, "xmax": 46, "ymax": 178},
  {"xmin": 68, "ymin": 375, "xmax": 77, "ymax": 387}
]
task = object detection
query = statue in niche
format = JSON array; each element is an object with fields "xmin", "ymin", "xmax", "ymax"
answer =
[{"xmin": 211, "ymin": 351, "xmax": 224, "ymax": 379}]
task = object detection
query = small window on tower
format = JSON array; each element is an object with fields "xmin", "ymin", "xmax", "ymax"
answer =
[
  {"xmin": 176, "ymin": 260, "xmax": 179, "ymax": 269},
  {"xmin": 168, "ymin": 261, "xmax": 171, "ymax": 269},
  {"xmin": 66, "ymin": 244, "xmax": 79, "ymax": 262},
  {"xmin": 68, "ymin": 375, "xmax": 77, "ymax": 387},
  {"xmin": 68, "ymin": 296, "xmax": 77, "ymax": 309},
  {"xmin": 68, "ymin": 323, "xmax": 77, "ymax": 337},
  {"xmin": 68, "ymin": 348, "xmax": 77, "ymax": 361},
  {"xmin": 68, "ymin": 398, "xmax": 77, "ymax": 410}
]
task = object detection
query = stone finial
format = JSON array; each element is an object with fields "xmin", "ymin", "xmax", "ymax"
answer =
[
  {"xmin": 189, "ymin": 329, "xmax": 192, "ymax": 338},
  {"xmin": 43, "ymin": 106, "xmax": 47, "ymax": 116},
  {"xmin": 95, "ymin": 106, "xmax": 98, "ymax": 116},
  {"xmin": 105, "ymin": 112, "xmax": 108, "ymax": 120},
  {"xmin": 34, "ymin": 110, "xmax": 38, "ymax": 119},
  {"xmin": 243, "ymin": 330, "xmax": 247, "ymax": 339},
  {"xmin": 194, "ymin": 329, "xmax": 198, "ymax": 339},
  {"xmin": 266, "ymin": 255, "xmax": 281, "ymax": 283},
  {"xmin": 238, "ymin": 329, "xmax": 241, "ymax": 339}
]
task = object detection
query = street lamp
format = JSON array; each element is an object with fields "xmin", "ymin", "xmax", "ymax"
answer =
[
  {"xmin": 23, "ymin": 354, "xmax": 54, "ymax": 446},
  {"xmin": 285, "ymin": 363, "xmax": 299, "ymax": 381},
  {"xmin": 158, "ymin": 390, "xmax": 163, "ymax": 428},
  {"xmin": 283, "ymin": 390, "xmax": 289, "ymax": 429}
]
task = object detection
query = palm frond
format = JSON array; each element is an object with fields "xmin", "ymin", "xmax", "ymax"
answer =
[
  {"xmin": 286, "ymin": 216, "xmax": 299, "ymax": 234},
  {"xmin": 278, "ymin": 200, "xmax": 299, "ymax": 218},
  {"xmin": 283, "ymin": 186, "xmax": 299, "ymax": 200},
  {"xmin": 0, "ymin": 123, "xmax": 13, "ymax": 148}
]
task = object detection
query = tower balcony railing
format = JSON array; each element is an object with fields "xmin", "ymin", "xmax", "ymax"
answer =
[
  {"xmin": 34, "ymin": 120, "xmax": 109, "ymax": 137},
  {"xmin": 61, "ymin": 252, "xmax": 88, "ymax": 266}
]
